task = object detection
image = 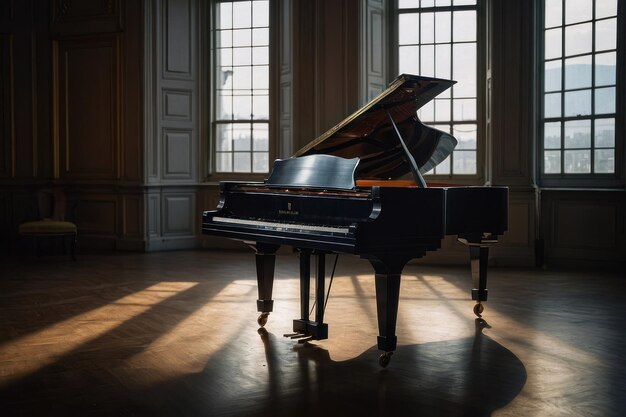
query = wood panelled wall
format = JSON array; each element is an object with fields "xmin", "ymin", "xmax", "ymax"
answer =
[{"xmin": 0, "ymin": 0, "xmax": 144, "ymax": 253}]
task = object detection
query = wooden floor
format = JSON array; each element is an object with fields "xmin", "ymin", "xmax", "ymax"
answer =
[{"xmin": 0, "ymin": 250, "xmax": 625, "ymax": 416}]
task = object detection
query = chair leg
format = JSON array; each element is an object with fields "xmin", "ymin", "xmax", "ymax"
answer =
[{"xmin": 71, "ymin": 234, "xmax": 77, "ymax": 261}]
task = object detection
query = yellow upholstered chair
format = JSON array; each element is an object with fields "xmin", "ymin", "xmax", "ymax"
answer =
[{"xmin": 18, "ymin": 188, "xmax": 77, "ymax": 260}]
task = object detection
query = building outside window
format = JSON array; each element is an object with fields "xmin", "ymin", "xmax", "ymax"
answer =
[
  {"xmin": 540, "ymin": 0, "xmax": 622, "ymax": 186},
  {"xmin": 396, "ymin": 0, "xmax": 482, "ymax": 177},
  {"xmin": 212, "ymin": 0, "xmax": 271, "ymax": 174}
]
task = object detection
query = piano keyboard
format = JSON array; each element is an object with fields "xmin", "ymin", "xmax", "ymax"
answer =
[{"xmin": 212, "ymin": 216, "xmax": 352, "ymax": 235}]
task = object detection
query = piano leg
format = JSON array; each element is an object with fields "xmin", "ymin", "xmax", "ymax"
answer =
[
  {"xmin": 458, "ymin": 233, "xmax": 498, "ymax": 317},
  {"xmin": 254, "ymin": 242, "xmax": 280, "ymax": 327},
  {"xmin": 365, "ymin": 254, "xmax": 412, "ymax": 367},
  {"xmin": 469, "ymin": 245, "xmax": 489, "ymax": 317}
]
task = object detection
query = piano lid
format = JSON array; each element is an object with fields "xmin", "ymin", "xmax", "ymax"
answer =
[{"xmin": 294, "ymin": 74, "xmax": 458, "ymax": 179}]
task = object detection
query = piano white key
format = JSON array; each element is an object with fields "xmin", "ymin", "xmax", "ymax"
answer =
[{"xmin": 212, "ymin": 216, "xmax": 352, "ymax": 235}]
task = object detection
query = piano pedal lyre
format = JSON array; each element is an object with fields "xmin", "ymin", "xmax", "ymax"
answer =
[{"xmin": 257, "ymin": 312, "xmax": 270, "ymax": 327}]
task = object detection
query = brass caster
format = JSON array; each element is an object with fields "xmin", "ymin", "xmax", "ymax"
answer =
[
  {"xmin": 378, "ymin": 351, "xmax": 393, "ymax": 368},
  {"xmin": 473, "ymin": 303, "xmax": 484, "ymax": 317},
  {"xmin": 257, "ymin": 312, "xmax": 270, "ymax": 327}
]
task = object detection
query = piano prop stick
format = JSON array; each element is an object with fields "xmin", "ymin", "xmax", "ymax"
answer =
[{"xmin": 202, "ymin": 74, "xmax": 508, "ymax": 367}]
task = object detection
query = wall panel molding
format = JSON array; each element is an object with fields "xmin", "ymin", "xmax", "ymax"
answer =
[
  {"xmin": 57, "ymin": 34, "xmax": 121, "ymax": 180},
  {"xmin": 162, "ymin": 0, "xmax": 194, "ymax": 80},
  {"xmin": 162, "ymin": 128, "xmax": 192, "ymax": 179},
  {"xmin": 163, "ymin": 89, "xmax": 192, "ymax": 120},
  {"xmin": 0, "ymin": 34, "xmax": 14, "ymax": 178},
  {"xmin": 51, "ymin": 0, "xmax": 123, "ymax": 35}
]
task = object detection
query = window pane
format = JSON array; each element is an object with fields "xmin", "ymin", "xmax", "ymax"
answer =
[
  {"xmin": 399, "ymin": 46, "xmax": 420, "ymax": 74},
  {"xmin": 453, "ymin": 124, "xmax": 477, "ymax": 150},
  {"xmin": 421, "ymin": 45, "xmax": 435, "ymax": 76},
  {"xmin": 454, "ymin": 0, "xmax": 477, "ymax": 5},
  {"xmin": 544, "ymin": 59, "xmax": 562, "ymax": 91},
  {"xmin": 232, "ymin": 66, "xmax": 252, "ymax": 90},
  {"xmin": 421, "ymin": 13, "xmax": 434, "ymax": 44},
  {"xmin": 435, "ymin": 44, "xmax": 451, "ymax": 79},
  {"xmin": 565, "ymin": 0, "xmax": 592, "ymax": 24},
  {"xmin": 545, "ymin": 0, "xmax": 562, "ymax": 27},
  {"xmin": 544, "ymin": 93, "xmax": 562, "ymax": 118},
  {"xmin": 564, "ymin": 150, "xmax": 591, "ymax": 173},
  {"xmin": 435, "ymin": 99, "xmax": 451, "ymax": 121},
  {"xmin": 253, "ymin": 66, "xmax": 269, "ymax": 89},
  {"xmin": 545, "ymin": 28, "xmax": 562, "ymax": 60},
  {"xmin": 252, "ymin": 46, "xmax": 269, "ymax": 65},
  {"xmin": 595, "ymin": 52, "xmax": 616, "ymax": 86},
  {"xmin": 253, "ymin": 152, "xmax": 269, "ymax": 173},
  {"xmin": 218, "ymin": 3, "xmax": 232, "ymax": 29},
  {"xmin": 564, "ymin": 89, "xmax": 591, "ymax": 116},
  {"xmin": 453, "ymin": 99, "xmax": 476, "ymax": 121},
  {"xmin": 564, "ymin": 119, "xmax": 590, "ymax": 148},
  {"xmin": 233, "ymin": 47, "xmax": 252, "ymax": 66},
  {"xmin": 232, "ymin": 29, "xmax": 252, "ymax": 47},
  {"xmin": 253, "ymin": 124, "xmax": 269, "ymax": 151},
  {"xmin": 216, "ymin": 124, "xmax": 232, "ymax": 151},
  {"xmin": 453, "ymin": 11, "xmax": 476, "ymax": 42},
  {"xmin": 564, "ymin": 55, "xmax": 591, "ymax": 89},
  {"xmin": 400, "ymin": 14, "xmax": 420, "ymax": 44},
  {"xmin": 435, "ymin": 12, "xmax": 451, "ymax": 43},
  {"xmin": 595, "ymin": 87, "xmax": 615, "ymax": 114},
  {"xmin": 252, "ymin": 95, "xmax": 269, "ymax": 119},
  {"xmin": 399, "ymin": 0, "xmax": 420, "ymax": 8},
  {"xmin": 594, "ymin": 149, "xmax": 614, "ymax": 173},
  {"xmin": 453, "ymin": 151, "xmax": 476, "ymax": 174},
  {"xmin": 234, "ymin": 152, "xmax": 251, "ymax": 172},
  {"xmin": 436, "ymin": 0, "xmax": 451, "ymax": 5},
  {"xmin": 217, "ymin": 91, "xmax": 233, "ymax": 119},
  {"xmin": 232, "ymin": 124, "xmax": 251, "ymax": 151},
  {"xmin": 252, "ymin": 28, "xmax": 269, "ymax": 46},
  {"xmin": 594, "ymin": 118, "xmax": 615, "ymax": 147},
  {"xmin": 544, "ymin": 150, "xmax": 562, "ymax": 173},
  {"xmin": 233, "ymin": 95, "xmax": 252, "ymax": 119},
  {"xmin": 218, "ymin": 30, "xmax": 232, "ymax": 48},
  {"xmin": 452, "ymin": 43, "xmax": 476, "ymax": 97},
  {"xmin": 544, "ymin": 122, "xmax": 561, "ymax": 149},
  {"xmin": 233, "ymin": 1, "xmax": 252, "ymax": 28},
  {"xmin": 595, "ymin": 18, "xmax": 617, "ymax": 51},
  {"xmin": 252, "ymin": 1, "xmax": 269, "ymax": 27},
  {"xmin": 565, "ymin": 23, "xmax": 592, "ymax": 56},
  {"xmin": 216, "ymin": 152, "xmax": 232, "ymax": 172},
  {"xmin": 596, "ymin": 0, "xmax": 617, "ymax": 19}
]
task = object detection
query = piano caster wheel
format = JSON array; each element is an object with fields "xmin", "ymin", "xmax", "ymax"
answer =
[
  {"xmin": 257, "ymin": 312, "xmax": 270, "ymax": 327},
  {"xmin": 378, "ymin": 351, "xmax": 393, "ymax": 368},
  {"xmin": 473, "ymin": 303, "xmax": 484, "ymax": 317}
]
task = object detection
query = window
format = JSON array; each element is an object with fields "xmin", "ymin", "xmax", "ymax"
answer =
[
  {"xmin": 397, "ymin": 0, "xmax": 482, "ymax": 177},
  {"xmin": 540, "ymin": 0, "xmax": 623, "ymax": 185},
  {"xmin": 212, "ymin": 0, "xmax": 270, "ymax": 174}
]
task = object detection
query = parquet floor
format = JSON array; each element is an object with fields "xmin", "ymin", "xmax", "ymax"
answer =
[{"xmin": 0, "ymin": 250, "xmax": 625, "ymax": 416}]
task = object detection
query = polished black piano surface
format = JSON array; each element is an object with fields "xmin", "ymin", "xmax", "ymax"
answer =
[{"xmin": 202, "ymin": 74, "xmax": 508, "ymax": 367}]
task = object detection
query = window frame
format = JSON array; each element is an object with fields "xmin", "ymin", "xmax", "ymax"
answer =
[
  {"xmin": 205, "ymin": 0, "xmax": 277, "ymax": 182},
  {"xmin": 391, "ymin": 0, "xmax": 487, "ymax": 185},
  {"xmin": 536, "ymin": 0, "xmax": 625, "ymax": 188}
]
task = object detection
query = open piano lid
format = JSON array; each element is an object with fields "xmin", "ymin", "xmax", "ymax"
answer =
[{"xmin": 294, "ymin": 74, "xmax": 458, "ymax": 179}]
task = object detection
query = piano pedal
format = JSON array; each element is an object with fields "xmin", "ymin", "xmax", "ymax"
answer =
[
  {"xmin": 289, "ymin": 333, "xmax": 311, "ymax": 340},
  {"xmin": 297, "ymin": 335, "xmax": 314, "ymax": 344},
  {"xmin": 283, "ymin": 332, "xmax": 300, "ymax": 338}
]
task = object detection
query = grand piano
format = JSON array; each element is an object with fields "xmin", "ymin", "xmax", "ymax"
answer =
[{"xmin": 202, "ymin": 74, "xmax": 508, "ymax": 367}]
